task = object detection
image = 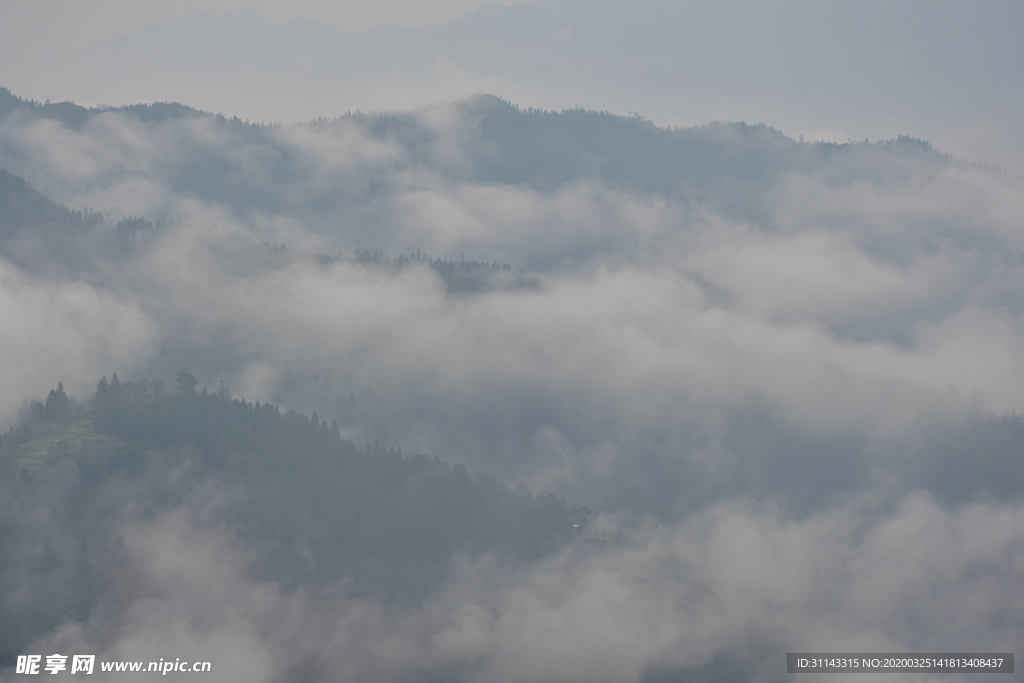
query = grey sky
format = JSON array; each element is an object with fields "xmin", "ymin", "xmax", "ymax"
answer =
[{"xmin": 0, "ymin": 0, "xmax": 518, "ymax": 51}]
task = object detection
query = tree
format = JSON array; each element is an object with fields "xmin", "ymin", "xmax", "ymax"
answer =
[
  {"xmin": 44, "ymin": 381, "xmax": 70, "ymax": 421},
  {"xmin": 175, "ymin": 371, "xmax": 198, "ymax": 396}
]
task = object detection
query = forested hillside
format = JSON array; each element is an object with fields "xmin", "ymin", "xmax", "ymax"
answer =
[{"xmin": 0, "ymin": 376, "xmax": 587, "ymax": 665}]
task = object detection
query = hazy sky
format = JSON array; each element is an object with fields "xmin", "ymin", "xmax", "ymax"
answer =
[{"xmin": 0, "ymin": 0, "xmax": 519, "ymax": 52}]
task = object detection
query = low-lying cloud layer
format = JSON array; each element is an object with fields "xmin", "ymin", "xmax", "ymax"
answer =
[
  {"xmin": 2, "ymin": 94, "xmax": 1024, "ymax": 680},
  {"xmin": 11, "ymin": 490, "xmax": 1024, "ymax": 682}
]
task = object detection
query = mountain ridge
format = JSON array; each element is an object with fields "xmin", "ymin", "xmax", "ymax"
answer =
[{"xmin": 3, "ymin": 0, "xmax": 1020, "ymax": 177}]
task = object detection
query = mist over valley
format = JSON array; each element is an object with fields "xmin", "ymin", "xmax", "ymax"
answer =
[{"xmin": 1, "ymin": 72, "xmax": 1024, "ymax": 682}]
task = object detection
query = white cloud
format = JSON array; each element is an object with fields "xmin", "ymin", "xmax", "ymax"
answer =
[{"xmin": 0, "ymin": 258, "xmax": 156, "ymax": 426}]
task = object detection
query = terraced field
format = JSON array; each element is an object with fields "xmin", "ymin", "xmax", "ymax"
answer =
[{"xmin": 15, "ymin": 417, "xmax": 126, "ymax": 473}]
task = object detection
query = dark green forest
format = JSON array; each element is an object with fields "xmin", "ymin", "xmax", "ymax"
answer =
[{"xmin": 0, "ymin": 376, "xmax": 588, "ymax": 666}]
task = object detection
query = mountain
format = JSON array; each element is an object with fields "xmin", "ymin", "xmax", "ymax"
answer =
[
  {"xmin": 0, "ymin": 376, "xmax": 587, "ymax": 664},
  {"xmin": 0, "ymin": 85, "xmax": 948, "ymax": 234}
]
